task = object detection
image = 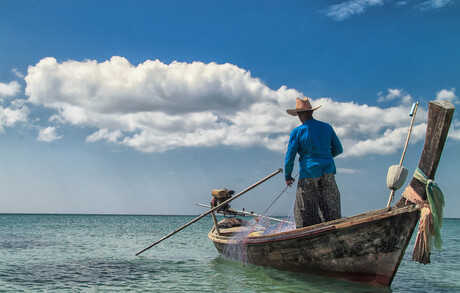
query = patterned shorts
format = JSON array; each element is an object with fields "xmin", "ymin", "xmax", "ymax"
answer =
[{"xmin": 294, "ymin": 174, "xmax": 341, "ymax": 228}]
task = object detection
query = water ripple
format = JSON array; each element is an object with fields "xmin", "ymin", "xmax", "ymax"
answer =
[{"xmin": 1, "ymin": 214, "xmax": 459, "ymax": 292}]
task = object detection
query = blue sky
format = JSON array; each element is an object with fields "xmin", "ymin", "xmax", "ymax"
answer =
[{"xmin": 1, "ymin": 0, "xmax": 459, "ymax": 218}]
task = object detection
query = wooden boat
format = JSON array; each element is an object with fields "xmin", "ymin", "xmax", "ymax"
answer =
[{"xmin": 207, "ymin": 100, "xmax": 455, "ymax": 286}]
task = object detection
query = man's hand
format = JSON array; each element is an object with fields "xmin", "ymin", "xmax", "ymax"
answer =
[{"xmin": 286, "ymin": 179, "xmax": 295, "ymax": 187}]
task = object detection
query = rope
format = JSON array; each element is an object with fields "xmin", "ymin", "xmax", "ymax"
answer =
[
  {"xmin": 413, "ymin": 167, "xmax": 445, "ymax": 249},
  {"xmin": 403, "ymin": 167, "xmax": 445, "ymax": 264}
]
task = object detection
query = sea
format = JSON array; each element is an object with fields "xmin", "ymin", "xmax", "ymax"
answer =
[{"xmin": 0, "ymin": 214, "xmax": 459, "ymax": 293}]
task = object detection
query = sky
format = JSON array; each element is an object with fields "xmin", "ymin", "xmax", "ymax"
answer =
[{"xmin": 1, "ymin": 0, "xmax": 459, "ymax": 218}]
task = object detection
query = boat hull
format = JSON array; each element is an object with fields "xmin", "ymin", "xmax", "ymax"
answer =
[{"xmin": 209, "ymin": 205, "xmax": 419, "ymax": 286}]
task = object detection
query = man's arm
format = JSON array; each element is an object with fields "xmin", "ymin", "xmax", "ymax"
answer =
[
  {"xmin": 285, "ymin": 129, "xmax": 299, "ymax": 184},
  {"xmin": 331, "ymin": 129, "xmax": 343, "ymax": 157}
]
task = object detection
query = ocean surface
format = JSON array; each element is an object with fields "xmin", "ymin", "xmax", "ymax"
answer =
[{"xmin": 0, "ymin": 214, "xmax": 459, "ymax": 292}]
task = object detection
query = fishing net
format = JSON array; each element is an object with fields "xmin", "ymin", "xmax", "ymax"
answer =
[{"xmin": 221, "ymin": 181, "xmax": 297, "ymax": 265}]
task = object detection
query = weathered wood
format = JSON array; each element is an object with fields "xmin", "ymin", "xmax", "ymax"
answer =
[
  {"xmin": 393, "ymin": 100, "xmax": 454, "ymax": 265},
  {"xmin": 211, "ymin": 212, "xmax": 221, "ymax": 236},
  {"xmin": 208, "ymin": 100, "xmax": 455, "ymax": 287},
  {"xmin": 397, "ymin": 100, "xmax": 455, "ymax": 204},
  {"xmin": 209, "ymin": 205, "xmax": 419, "ymax": 286}
]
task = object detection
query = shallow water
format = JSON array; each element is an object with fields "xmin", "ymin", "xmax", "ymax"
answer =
[{"xmin": 0, "ymin": 214, "xmax": 459, "ymax": 292}]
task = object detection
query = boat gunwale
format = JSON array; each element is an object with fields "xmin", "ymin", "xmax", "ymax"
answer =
[{"xmin": 209, "ymin": 204, "xmax": 419, "ymax": 245}]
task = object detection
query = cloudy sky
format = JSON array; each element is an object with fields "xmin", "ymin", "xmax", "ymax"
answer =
[{"xmin": 1, "ymin": 0, "xmax": 459, "ymax": 217}]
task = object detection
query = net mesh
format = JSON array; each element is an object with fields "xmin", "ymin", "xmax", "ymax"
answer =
[{"xmin": 221, "ymin": 183, "xmax": 297, "ymax": 265}]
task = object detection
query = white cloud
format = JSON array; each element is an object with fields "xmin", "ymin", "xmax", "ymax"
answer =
[
  {"xmin": 448, "ymin": 120, "xmax": 460, "ymax": 140},
  {"xmin": 419, "ymin": 0, "xmax": 453, "ymax": 10},
  {"xmin": 25, "ymin": 57, "xmax": 298, "ymax": 153},
  {"xmin": 338, "ymin": 168, "xmax": 361, "ymax": 174},
  {"xmin": 12, "ymin": 68, "xmax": 25, "ymax": 78},
  {"xmin": 37, "ymin": 126, "xmax": 63, "ymax": 142},
  {"xmin": 312, "ymin": 97, "xmax": 428, "ymax": 157},
  {"xmin": 378, "ymin": 88, "xmax": 413, "ymax": 104},
  {"xmin": 24, "ymin": 56, "xmax": 445, "ymax": 157},
  {"xmin": 86, "ymin": 128, "xmax": 122, "ymax": 143},
  {"xmin": 49, "ymin": 114, "xmax": 65, "ymax": 123},
  {"xmin": 0, "ymin": 99, "xmax": 29, "ymax": 133},
  {"xmin": 343, "ymin": 123, "xmax": 427, "ymax": 157},
  {"xmin": 435, "ymin": 88, "xmax": 458, "ymax": 104},
  {"xmin": 0, "ymin": 81, "xmax": 21, "ymax": 97},
  {"xmin": 324, "ymin": 0, "xmax": 384, "ymax": 21}
]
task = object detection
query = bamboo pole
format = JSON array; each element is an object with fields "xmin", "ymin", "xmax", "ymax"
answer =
[
  {"xmin": 135, "ymin": 168, "xmax": 283, "ymax": 256},
  {"xmin": 387, "ymin": 102, "xmax": 419, "ymax": 207},
  {"xmin": 211, "ymin": 211, "xmax": 221, "ymax": 236},
  {"xmin": 196, "ymin": 203, "xmax": 293, "ymax": 224}
]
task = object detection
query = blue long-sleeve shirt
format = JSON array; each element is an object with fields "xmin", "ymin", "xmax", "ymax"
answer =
[{"xmin": 285, "ymin": 119, "xmax": 343, "ymax": 180}]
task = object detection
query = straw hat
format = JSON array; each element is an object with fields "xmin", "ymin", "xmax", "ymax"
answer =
[{"xmin": 286, "ymin": 97, "xmax": 322, "ymax": 116}]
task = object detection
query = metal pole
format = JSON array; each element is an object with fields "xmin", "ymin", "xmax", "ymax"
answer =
[{"xmin": 387, "ymin": 102, "xmax": 419, "ymax": 207}]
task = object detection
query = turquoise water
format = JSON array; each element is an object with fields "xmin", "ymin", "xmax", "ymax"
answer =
[{"xmin": 0, "ymin": 214, "xmax": 459, "ymax": 292}]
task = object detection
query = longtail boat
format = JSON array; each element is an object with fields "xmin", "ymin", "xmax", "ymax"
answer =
[{"xmin": 207, "ymin": 100, "xmax": 455, "ymax": 286}]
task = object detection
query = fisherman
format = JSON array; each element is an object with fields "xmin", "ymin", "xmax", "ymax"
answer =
[{"xmin": 285, "ymin": 97, "xmax": 343, "ymax": 228}]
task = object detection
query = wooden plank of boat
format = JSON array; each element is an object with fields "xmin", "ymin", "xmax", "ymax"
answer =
[
  {"xmin": 209, "ymin": 205, "xmax": 419, "ymax": 286},
  {"xmin": 208, "ymin": 100, "xmax": 455, "ymax": 286}
]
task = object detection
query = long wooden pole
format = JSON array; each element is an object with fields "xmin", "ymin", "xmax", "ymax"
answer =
[
  {"xmin": 135, "ymin": 168, "xmax": 283, "ymax": 256},
  {"xmin": 387, "ymin": 102, "xmax": 419, "ymax": 207}
]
